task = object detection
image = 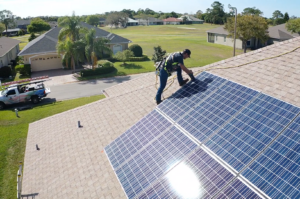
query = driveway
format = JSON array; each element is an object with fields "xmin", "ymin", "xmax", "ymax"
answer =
[{"xmin": 31, "ymin": 69, "xmax": 78, "ymax": 87}]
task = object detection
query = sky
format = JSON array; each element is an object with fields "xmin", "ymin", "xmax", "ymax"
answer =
[{"xmin": 0, "ymin": 0, "xmax": 299, "ymax": 18}]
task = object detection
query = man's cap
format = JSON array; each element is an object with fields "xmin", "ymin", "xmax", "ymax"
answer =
[{"xmin": 183, "ymin": 49, "xmax": 191, "ymax": 57}]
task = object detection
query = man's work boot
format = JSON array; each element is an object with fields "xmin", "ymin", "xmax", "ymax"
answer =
[{"xmin": 179, "ymin": 79, "xmax": 189, "ymax": 86}]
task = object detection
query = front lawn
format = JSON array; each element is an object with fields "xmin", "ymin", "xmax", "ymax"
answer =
[{"xmin": 0, "ymin": 95, "xmax": 105, "ymax": 199}]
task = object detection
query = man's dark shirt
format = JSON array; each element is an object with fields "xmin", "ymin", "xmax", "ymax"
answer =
[{"xmin": 166, "ymin": 52, "xmax": 184, "ymax": 72}]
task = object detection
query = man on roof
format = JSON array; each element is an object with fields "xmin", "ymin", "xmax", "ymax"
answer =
[{"xmin": 156, "ymin": 49, "xmax": 194, "ymax": 105}]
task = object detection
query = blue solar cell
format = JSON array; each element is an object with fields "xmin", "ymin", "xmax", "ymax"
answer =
[
  {"xmin": 158, "ymin": 72, "xmax": 227, "ymax": 121},
  {"xmin": 138, "ymin": 148, "xmax": 236, "ymax": 199},
  {"xmin": 242, "ymin": 115, "xmax": 300, "ymax": 199},
  {"xmin": 178, "ymin": 80, "xmax": 259, "ymax": 142},
  {"xmin": 205, "ymin": 94, "xmax": 300, "ymax": 172},
  {"xmin": 116, "ymin": 126, "xmax": 197, "ymax": 198},
  {"xmin": 215, "ymin": 178, "xmax": 262, "ymax": 199},
  {"xmin": 105, "ymin": 110, "xmax": 172, "ymax": 170}
]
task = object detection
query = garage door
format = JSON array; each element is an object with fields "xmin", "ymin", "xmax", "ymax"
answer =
[
  {"xmin": 31, "ymin": 55, "xmax": 63, "ymax": 72},
  {"xmin": 113, "ymin": 45, "xmax": 122, "ymax": 54}
]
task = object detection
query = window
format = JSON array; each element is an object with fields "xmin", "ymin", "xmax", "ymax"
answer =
[
  {"xmin": 7, "ymin": 90, "xmax": 16, "ymax": 95},
  {"xmin": 247, "ymin": 40, "xmax": 251, "ymax": 46},
  {"xmin": 216, "ymin": 35, "xmax": 218, "ymax": 41},
  {"xmin": 224, "ymin": 36, "xmax": 226, "ymax": 42}
]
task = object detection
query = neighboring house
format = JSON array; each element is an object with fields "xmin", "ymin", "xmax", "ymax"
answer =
[
  {"xmin": 99, "ymin": 18, "xmax": 106, "ymax": 27},
  {"xmin": 178, "ymin": 15, "xmax": 204, "ymax": 24},
  {"xmin": 267, "ymin": 23, "xmax": 300, "ymax": 44},
  {"xmin": 2, "ymin": 28, "xmax": 21, "ymax": 37},
  {"xmin": 137, "ymin": 17, "xmax": 163, "ymax": 26},
  {"xmin": 16, "ymin": 19, "xmax": 31, "ymax": 33},
  {"xmin": 207, "ymin": 24, "xmax": 300, "ymax": 49},
  {"xmin": 18, "ymin": 22, "xmax": 131, "ymax": 72},
  {"xmin": 163, "ymin": 17, "xmax": 182, "ymax": 25},
  {"xmin": 127, "ymin": 18, "xmax": 139, "ymax": 26},
  {"xmin": 0, "ymin": 37, "xmax": 20, "ymax": 67}
]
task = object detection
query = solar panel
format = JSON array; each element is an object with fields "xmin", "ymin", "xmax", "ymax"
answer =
[
  {"xmin": 241, "ymin": 114, "xmax": 300, "ymax": 198},
  {"xmin": 105, "ymin": 110, "xmax": 172, "ymax": 170},
  {"xmin": 215, "ymin": 178, "xmax": 262, "ymax": 199},
  {"xmin": 177, "ymin": 80, "xmax": 259, "ymax": 143},
  {"xmin": 157, "ymin": 72, "xmax": 227, "ymax": 121},
  {"xmin": 138, "ymin": 148, "xmax": 236, "ymax": 199},
  {"xmin": 113, "ymin": 126, "xmax": 197, "ymax": 198},
  {"xmin": 205, "ymin": 94, "xmax": 300, "ymax": 172}
]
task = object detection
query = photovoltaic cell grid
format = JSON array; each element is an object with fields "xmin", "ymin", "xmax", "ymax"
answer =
[
  {"xmin": 242, "ymin": 114, "xmax": 300, "ymax": 198},
  {"xmin": 178, "ymin": 81, "xmax": 259, "ymax": 143},
  {"xmin": 138, "ymin": 148, "xmax": 237, "ymax": 199},
  {"xmin": 157, "ymin": 72, "xmax": 226, "ymax": 121},
  {"xmin": 215, "ymin": 178, "xmax": 262, "ymax": 199},
  {"xmin": 205, "ymin": 94, "xmax": 300, "ymax": 172},
  {"xmin": 114, "ymin": 126, "xmax": 197, "ymax": 198},
  {"xmin": 105, "ymin": 110, "xmax": 172, "ymax": 170}
]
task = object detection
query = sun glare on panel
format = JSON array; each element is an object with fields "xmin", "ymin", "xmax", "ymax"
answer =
[{"xmin": 167, "ymin": 163, "xmax": 203, "ymax": 199}]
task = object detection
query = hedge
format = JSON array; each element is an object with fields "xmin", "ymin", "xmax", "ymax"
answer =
[
  {"xmin": 0, "ymin": 66, "xmax": 12, "ymax": 78},
  {"xmin": 128, "ymin": 55, "xmax": 148, "ymax": 61},
  {"xmin": 80, "ymin": 65, "xmax": 115, "ymax": 77},
  {"xmin": 15, "ymin": 64, "xmax": 31, "ymax": 75},
  {"xmin": 129, "ymin": 44, "xmax": 143, "ymax": 57}
]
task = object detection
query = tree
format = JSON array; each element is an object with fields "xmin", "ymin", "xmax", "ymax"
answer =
[
  {"xmin": 286, "ymin": 18, "xmax": 300, "ymax": 33},
  {"xmin": 195, "ymin": 10, "xmax": 203, "ymax": 19},
  {"xmin": 114, "ymin": 50, "xmax": 134, "ymax": 65},
  {"xmin": 225, "ymin": 14, "xmax": 268, "ymax": 53},
  {"xmin": 27, "ymin": 18, "xmax": 51, "ymax": 34},
  {"xmin": 272, "ymin": 10, "xmax": 284, "ymax": 25},
  {"xmin": 86, "ymin": 15, "xmax": 99, "ymax": 27},
  {"xmin": 121, "ymin": 9, "xmax": 136, "ymax": 19},
  {"xmin": 28, "ymin": 33, "xmax": 37, "ymax": 42},
  {"xmin": 283, "ymin": 12, "xmax": 290, "ymax": 22},
  {"xmin": 152, "ymin": 46, "xmax": 166, "ymax": 62},
  {"xmin": 205, "ymin": 1, "xmax": 226, "ymax": 24},
  {"xmin": 105, "ymin": 12, "xmax": 128, "ymax": 28},
  {"xmin": 242, "ymin": 7, "xmax": 263, "ymax": 16},
  {"xmin": 0, "ymin": 10, "xmax": 16, "ymax": 37},
  {"xmin": 0, "ymin": 23, "xmax": 5, "ymax": 36},
  {"xmin": 182, "ymin": 16, "xmax": 188, "ymax": 24}
]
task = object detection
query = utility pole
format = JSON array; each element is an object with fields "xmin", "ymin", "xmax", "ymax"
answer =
[{"xmin": 228, "ymin": 4, "xmax": 237, "ymax": 57}]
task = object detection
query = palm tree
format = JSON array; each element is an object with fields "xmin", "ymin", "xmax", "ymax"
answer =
[
  {"xmin": 0, "ymin": 10, "xmax": 15, "ymax": 37},
  {"xmin": 84, "ymin": 28, "xmax": 112, "ymax": 66}
]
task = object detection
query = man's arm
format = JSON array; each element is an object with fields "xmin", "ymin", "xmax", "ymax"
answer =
[{"xmin": 179, "ymin": 63, "xmax": 193, "ymax": 74}]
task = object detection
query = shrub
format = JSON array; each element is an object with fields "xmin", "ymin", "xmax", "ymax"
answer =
[
  {"xmin": 114, "ymin": 50, "xmax": 134, "ymax": 65},
  {"xmin": 128, "ymin": 55, "xmax": 148, "ymax": 61},
  {"xmin": 0, "ymin": 66, "xmax": 12, "ymax": 78},
  {"xmin": 28, "ymin": 33, "xmax": 37, "ymax": 42},
  {"xmin": 129, "ymin": 44, "xmax": 143, "ymax": 57},
  {"xmin": 80, "ymin": 65, "xmax": 115, "ymax": 77},
  {"xmin": 97, "ymin": 60, "xmax": 114, "ymax": 68},
  {"xmin": 18, "ymin": 29, "xmax": 25, "ymax": 36},
  {"xmin": 15, "ymin": 64, "xmax": 31, "ymax": 75},
  {"xmin": 152, "ymin": 46, "xmax": 166, "ymax": 62}
]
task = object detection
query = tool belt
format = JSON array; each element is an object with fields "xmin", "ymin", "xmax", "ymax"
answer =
[{"xmin": 155, "ymin": 53, "xmax": 180, "ymax": 77}]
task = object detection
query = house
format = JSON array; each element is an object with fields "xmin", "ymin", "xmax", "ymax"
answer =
[
  {"xmin": 2, "ymin": 28, "xmax": 21, "ymax": 37},
  {"xmin": 18, "ymin": 22, "xmax": 131, "ymax": 72},
  {"xmin": 267, "ymin": 23, "xmax": 300, "ymax": 44},
  {"xmin": 207, "ymin": 24, "xmax": 299, "ymax": 49},
  {"xmin": 137, "ymin": 17, "xmax": 163, "ymax": 26},
  {"xmin": 126, "ymin": 18, "xmax": 138, "ymax": 26},
  {"xmin": 16, "ymin": 19, "xmax": 31, "ymax": 33},
  {"xmin": 163, "ymin": 17, "xmax": 182, "ymax": 25},
  {"xmin": 21, "ymin": 37, "xmax": 300, "ymax": 198},
  {"xmin": 178, "ymin": 15, "xmax": 204, "ymax": 24},
  {"xmin": 0, "ymin": 37, "xmax": 20, "ymax": 67},
  {"xmin": 99, "ymin": 18, "xmax": 106, "ymax": 27}
]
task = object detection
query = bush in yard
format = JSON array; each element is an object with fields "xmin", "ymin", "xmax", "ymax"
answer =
[
  {"xmin": 0, "ymin": 66, "xmax": 12, "ymax": 78},
  {"xmin": 18, "ymin": 29, "xmax": 25, "ymax": 36},
  {"xmin": 152, "ymin": 45, "xmax": 166, "ymax": 62},
  {"xmin": 129, "ymin": 44, "xmax": 143, "ymax": 57},
  {"xmin": 80, "ymin": 64, "xmax": 115, "ymax": 77},
  {"xmin": 28, "ymin": 33, "xmax": 37, "ymax": 42},
  {"xmin": 114, "ymin": 50, "xmax": 134, "ymax": 65},
  {"xmin": 15, "ymin": 64, "xmax": 31, "ymax": 75},
  {"xmin": 97, "ymin": 60, "xmax": 114, "ymax": 68}
]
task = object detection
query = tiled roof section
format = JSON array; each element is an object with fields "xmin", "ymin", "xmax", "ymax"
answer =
[
  {"xmin": 163, "ymin": 17, "xmax": 182, "ymax": 22},
  {"xmin": 22, "ymin": 79, "xmax": 179, "ymax": 198},
  {"xmin": 0, "ymin": 37, "xmax": 20, "ymax": 57}
]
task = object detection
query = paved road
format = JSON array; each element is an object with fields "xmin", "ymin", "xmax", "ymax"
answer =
[{"xmin": 47, "ymin": 74, "xmax": 142, "ymax": 100}]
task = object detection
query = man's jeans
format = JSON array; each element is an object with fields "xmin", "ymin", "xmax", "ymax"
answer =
[{"xmin": 156, "ymin": 67, "xmax": 184, "ymax": 103}]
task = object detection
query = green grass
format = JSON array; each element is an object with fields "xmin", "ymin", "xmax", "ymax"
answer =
[
  {"xmin": 102, "ymin": 24, "xmax": 244, "ymax": 68},
  {"xmin": 12, "ymin": 34, "xmax": 31, "ymax": 50},
  {"xmin": 0, "ymin": 95, "xmax": 105, "ymax": 199}
]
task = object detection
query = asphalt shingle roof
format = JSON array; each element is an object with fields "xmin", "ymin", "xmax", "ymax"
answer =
[
  {"xmin": 22, "ymin": 37, "xmax": 300, "ymax": 198},
  {"xmin": 18, "ymin": 22, "xmax": 131, "ymax": 56},
  {"xmin": 0, "ymin": 37, "xmax": 20, "ymax": 57}
]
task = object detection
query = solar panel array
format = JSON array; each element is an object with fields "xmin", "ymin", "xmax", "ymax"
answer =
[{"xmin": 105, "ymin": 72, "xmax": 300, "ymax": 199}]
